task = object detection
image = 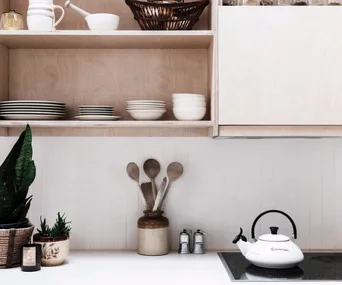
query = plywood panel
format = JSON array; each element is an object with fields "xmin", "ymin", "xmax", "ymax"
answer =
[
  {"xmin": 219, "ymin": 7, "xmax": 342, "ymax": 125},
  {"xmin": 9, "ymin": 49, "xmax": 208, "ymax": 122},
  {"xmin": 10, "ymin": 0, "xmax": 210, "ymax": 31},
  {"xmin": 0, "ymin": 0, "xmax": 9, "ymax": 14},
  {"xmin": 8, "ymin": 127, "xmax": 211, "ymax": 137}
]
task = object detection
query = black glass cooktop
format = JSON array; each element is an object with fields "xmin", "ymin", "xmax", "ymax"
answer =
[{"xmin": 219, "ymin": 252, "xmax": 342, "ymax": 282}]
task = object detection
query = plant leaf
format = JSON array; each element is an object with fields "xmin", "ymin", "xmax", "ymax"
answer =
[
  {"xmin": 0, "ymin": 177, "xmax": 13, "ymax": 223},
  {"xmin": 15, "ymin": 125, "xmax": 34, "ymax": 191}
]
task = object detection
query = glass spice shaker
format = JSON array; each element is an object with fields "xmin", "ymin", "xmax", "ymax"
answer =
[
  {"xmin": 260, "ymin": 0, "xmax": 274, "ymax": 5},
  {"xmin": 242, "ymin": 0, "xmax": 258, "ymax": 5}
]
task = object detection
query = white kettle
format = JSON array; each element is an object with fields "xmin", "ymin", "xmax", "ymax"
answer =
[{"xmin": 233, "ymin": 210, "xmax": 304, "ymax": 269}]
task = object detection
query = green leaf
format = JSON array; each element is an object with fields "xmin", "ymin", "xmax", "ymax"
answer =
[{"xmin": 15, "ymin": 125, "xmax": 33, "ymax": 191}]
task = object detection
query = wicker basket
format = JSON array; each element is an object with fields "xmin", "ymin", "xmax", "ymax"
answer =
[
  {"xmin": 125, "ymin": 0, "xmax": 210, "ymax": 30},
  {"xmin": 0, "ymin": 225, "xmax": 34, "ymax": 268}
]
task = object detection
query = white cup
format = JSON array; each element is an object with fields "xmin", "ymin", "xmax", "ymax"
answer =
[{"xmin": 27, "ymin": 3, "xmax": 64, "ymax": 31}]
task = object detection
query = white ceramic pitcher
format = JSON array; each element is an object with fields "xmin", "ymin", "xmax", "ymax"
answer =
[{"xmin": 27, "ymin": 0, "xmax": 65, "ymax": 31}]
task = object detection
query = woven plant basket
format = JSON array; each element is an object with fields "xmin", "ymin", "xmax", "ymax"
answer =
[
  {"xmin": 0, "ymin": 225, "xmax": 34, "ymax": 268},
  {"xmin": 125, "ymin": 0, "xmax": 209, "ymax": 30}
]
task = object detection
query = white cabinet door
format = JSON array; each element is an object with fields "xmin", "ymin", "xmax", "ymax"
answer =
[{"xmin": 219, "ymin": 7, "xmax": 342, "ymax": 125}]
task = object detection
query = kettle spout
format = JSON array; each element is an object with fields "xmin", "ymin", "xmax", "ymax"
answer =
[{"xmin": 232, "ymin": 228, "xmax": 251, "ymax": 256}]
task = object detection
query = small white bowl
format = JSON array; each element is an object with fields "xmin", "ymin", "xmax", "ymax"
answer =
[
  {"xmin": 173, "ymin": 107, "xmax": 206, "ymax": 121},
  {"xmin": 173, "ymin": 101, "xmax": 206, "ymax": 108},
  {"xmin": 172, "ymin": 93, "xmax": 206, "ymax": 100},
  {"xmin": 128, "ymin": 109, "xmax": 166, "ymax": 120},
  {"xmin": 86, "ymin": 14, "xmax": 120, "ymax": 31}
]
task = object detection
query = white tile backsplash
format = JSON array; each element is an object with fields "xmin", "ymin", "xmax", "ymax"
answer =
[{"xmin": 0, "ymin": 137, "xmax": 341, "ymax": 250}]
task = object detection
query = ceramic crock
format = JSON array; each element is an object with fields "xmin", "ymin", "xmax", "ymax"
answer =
[
  {"xmin": 137, "ymin": 211, "xmax": 169, "ymax": 256},
  {"xmin": 33, "ymin": 234, "xmax": 69, "ymax": 266}
]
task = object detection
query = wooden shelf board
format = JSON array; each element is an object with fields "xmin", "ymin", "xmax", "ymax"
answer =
[
  {"xmin": 0, "ymin": 30, "xmax": 214, "ymax": 49},
  {"xmin": 0, "ymin": 120, "xmax": 214, "ymax": 128}
]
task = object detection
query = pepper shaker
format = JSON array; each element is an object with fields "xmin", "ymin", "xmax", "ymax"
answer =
[
  {"xmin": 178, "ymin": 229, "xmax": 192, "ymax": 254},
  {"xmin": 193, "ymin": 229, "xmax": 208, "ymax": 254}
]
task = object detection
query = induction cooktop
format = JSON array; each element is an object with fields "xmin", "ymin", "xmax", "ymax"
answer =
[{"xmin": 218, "ymin": 252, "xmax": 342, "ymax": 282}]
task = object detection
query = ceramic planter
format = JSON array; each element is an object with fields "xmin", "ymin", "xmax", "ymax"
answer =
[
  {"xmin": 137, "ymin": 211, "xmax": 169, "ymax": 256},
  {"xmin": 33, "ymin": 234, "xmax": 69, "ymax": 266}
]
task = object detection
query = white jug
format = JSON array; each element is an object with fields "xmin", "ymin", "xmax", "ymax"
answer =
[{"xmin": 27, "ymin": 1, "xmax": 64, "ymax": 31}]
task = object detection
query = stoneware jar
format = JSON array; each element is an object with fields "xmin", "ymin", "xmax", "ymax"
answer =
[
  {"xmin": 33, "ymin": 234, "xmax": 69, "ymax": 266},
  {"xmin": 137, "ymin": 211, "xmax": 169, "ymax": 256}
]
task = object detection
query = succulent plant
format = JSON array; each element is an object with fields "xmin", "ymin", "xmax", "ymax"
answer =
[
  {"xmin": 0, "ymin": 125, "xmax": 36, "ymax": 225},
  {"xmin": 37, "ymin": 213, "xmax": 71, "ymax": 238}
]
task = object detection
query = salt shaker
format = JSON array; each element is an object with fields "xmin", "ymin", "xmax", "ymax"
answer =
[{"xmin": 178, "ymin": 229, "xmax": 192, "ymax": 254}]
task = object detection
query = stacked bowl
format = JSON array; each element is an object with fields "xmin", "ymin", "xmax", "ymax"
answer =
[
  {"xmin": 127, "ymin": 100, "xmax": 166, "ymax": 120},
  {"xmin": 172, "ymin": 94, "xmax": 207, "ymax": 121}
]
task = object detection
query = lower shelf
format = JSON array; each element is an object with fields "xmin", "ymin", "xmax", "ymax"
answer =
[{"xmin": 0, "ymin": 121, "xmax": 214, "ymax": 137}]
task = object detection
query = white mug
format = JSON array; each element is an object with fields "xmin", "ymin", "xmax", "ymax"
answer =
[{"xmin": 27, "ymin": 3, "xmax": 64, "ymax": 31}]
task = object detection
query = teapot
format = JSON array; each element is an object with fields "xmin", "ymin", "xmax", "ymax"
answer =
[{"xmin": 232, "ymin": 210, "xmax": 304, "ymax": 269}]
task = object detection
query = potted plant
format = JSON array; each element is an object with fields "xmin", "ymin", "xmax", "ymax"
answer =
[
  {"xmin": 33, "ymin": 213, "xmax": 71, "ymax": 266},
  {"xmin": 0, "ymin": 125, "xmax": 36, "ymax": 268}
]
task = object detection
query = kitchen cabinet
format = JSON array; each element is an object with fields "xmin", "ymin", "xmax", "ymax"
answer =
[
  {"xmin": 218, "ymin": 7, "xmax": 342, "ymax": 137},
  {"xmin": 0, "ymin": 0, "xmax": 217, "ymax": 137}
]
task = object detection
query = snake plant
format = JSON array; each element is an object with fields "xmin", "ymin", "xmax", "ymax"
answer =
[
  {"xmin": 37, "ymin": 213, "xmax": 71, "ymax": 238},
  {"xmin": 0, "ymin": 125, "xmax": 36, "ymax": 225}
]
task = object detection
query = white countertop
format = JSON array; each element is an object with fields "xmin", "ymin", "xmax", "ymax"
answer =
[{"xmin": 2, "ymin": 251, "xmax": 342, "ymax": 285}]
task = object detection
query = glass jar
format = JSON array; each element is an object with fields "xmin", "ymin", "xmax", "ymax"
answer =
[
  {"xmin": 260, "ymin": 0, "xmax": 274, "ymax": 5},
  {"xmin": 242, "ymin": 0, "xmax": 258, "ymax": 5},
  {"xmin": 0, "ymin": 10, "xmax": 23, "ymax": 30},
  {"xmin": 137, "ymin": 211, "xmax": 169, "ymax": 256}
]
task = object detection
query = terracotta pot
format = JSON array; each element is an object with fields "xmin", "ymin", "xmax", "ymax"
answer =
[
  {"xmin": 33, "ymin": 234, "xmax": 69, "ymax": 266},
  {"xmin": 137, "ymin": 211, "xmax": 169, "ymax": 256}
]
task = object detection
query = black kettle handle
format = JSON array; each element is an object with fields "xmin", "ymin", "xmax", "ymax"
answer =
[{"xmin": 251, "ymin": 209, "xmax": 298, "ymax": 240}]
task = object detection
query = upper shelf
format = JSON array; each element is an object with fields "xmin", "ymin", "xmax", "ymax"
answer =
[{"xmin": 0, "ymin": 30, "xmax": 214, "ymax": 49}]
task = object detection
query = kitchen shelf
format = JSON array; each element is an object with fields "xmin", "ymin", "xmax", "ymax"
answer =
[
  {"xmin": 0, "ymin": 30, "xmax": 214, "ymax": 49},
  {"xmin": 0, "ymin": 120, "xmax": 214, "ymax": 128}
]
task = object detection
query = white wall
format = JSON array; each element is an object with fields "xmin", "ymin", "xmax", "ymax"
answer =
[{"xmin": 1, "ymin": 137, "xmax": 341, "ymax": 251}]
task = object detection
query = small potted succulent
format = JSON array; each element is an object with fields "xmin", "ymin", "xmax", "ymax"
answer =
[
  {"xmin": 0, "ymin": 125, "xmax": 36, "ymax": 268},
  {"xmin": 33, "ymin": 213, "xmax": 71, "ymax": 266}
]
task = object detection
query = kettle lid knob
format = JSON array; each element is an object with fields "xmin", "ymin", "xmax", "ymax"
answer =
[{"xmin": 270, "ymin": 226, "xmax": 279, "ymax": 235}]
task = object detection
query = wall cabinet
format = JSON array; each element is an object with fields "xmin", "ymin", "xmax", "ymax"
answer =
[
  {"xmin": 0, "ymin": 0, "xmax": 217, "ymax": 137},
  {"xmin": 218, "ymin": 7, "xmax": 342, "ymax": 137}
]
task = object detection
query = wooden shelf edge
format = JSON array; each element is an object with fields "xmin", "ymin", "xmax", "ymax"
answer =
[
  {"xmin": 0, "ymin": 120, "xmax": 214, "ymax": 128},
  {"xmin": 0, "ymin": 30, "xmax": 214, "ymax": 49},
  {"xmin": 218, "ymin": 125, "xmax": 342, "ymax": 138}
]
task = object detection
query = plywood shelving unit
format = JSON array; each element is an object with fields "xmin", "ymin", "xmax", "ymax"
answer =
[{"xmin": 0, "ymin": 0, "xmax": 218, "ymax": 137}]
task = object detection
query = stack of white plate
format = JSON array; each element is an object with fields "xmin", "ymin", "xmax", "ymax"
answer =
[
  {"xmin": 127, "ymin": 100, "xmax": 166, "ymax": 120},
  {"xmin": 75, "ymin": 105, "xmax": 121, "ymax": 121},
  {"xmin": 0, "ymin": 100, "xmax": 66, "ymax": 120},
  {"xmin": 173, "ymin": 93, "xmax": 207, "ymax": 121}
]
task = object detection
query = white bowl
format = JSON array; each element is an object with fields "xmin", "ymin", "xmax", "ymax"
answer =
[
  {"xmin": 172, "ymin": 93, "xmax": 206, "ymax": 100},
  {"xmin": 173, "ymin": 107, "xmax": 206, "ymax": 121},
  {"xmin": 86, "ymin": 14, "xmax": 120, "ymax": 31},
  {"xmin": 173, "ymin": 101, "xmax": 206, "ymax": 108},
  {"xmin": 128, "ymin": 109, "xmax": 166, "ymax": 120}
]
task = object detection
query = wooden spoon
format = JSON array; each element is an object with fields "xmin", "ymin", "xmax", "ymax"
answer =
[
  {"xmin": 159, "ymin": 162, "xmax": 184, "ymax": 209},
  {"xmin": 126, "ymin": 162, "xmax": 147, "ymax": 208},
  {"xmin": 143, "ymin": 159, "xmax": 160, "ymax": 201},
  {"xmin": 141, "ymin": 182, "xmax": 154, "ymax": 211},
  {"xmin": 152, "ymin": 177, "xmax": 168, "ymax": 212}
]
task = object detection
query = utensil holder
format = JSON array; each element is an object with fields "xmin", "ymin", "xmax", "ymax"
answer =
[{"xmin": 137, "ymin": 211, "xmax": 169, "ymax": 256}]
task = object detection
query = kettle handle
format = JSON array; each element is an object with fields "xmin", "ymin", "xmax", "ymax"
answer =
[{"xmin": 251, "ymin": 209, "xmax": 298, "ymax": 240}]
